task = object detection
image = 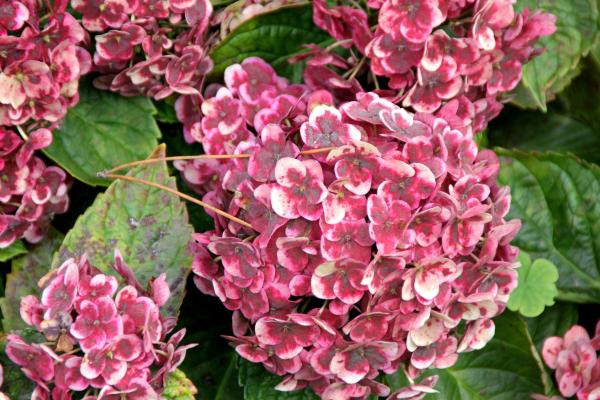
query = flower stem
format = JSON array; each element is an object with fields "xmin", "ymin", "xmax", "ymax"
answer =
[{"xmin": 102, "ymin": 173, "xmax": 253, "ymax": 229}]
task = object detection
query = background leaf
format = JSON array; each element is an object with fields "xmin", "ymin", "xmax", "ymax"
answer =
[
  {"xmin": 497, "ymin": 149, "xmax": 600, "ymax": 303},
  {"xmin": 0, "ymin": 229, "xmax": 63, "ymax": 331},
  {"xmin": 239, "ymin": 359, "xmax": 319, "ymax": 400},
  {"xmin": 209, "ymin": 2, "xmax": 331, "ymax": 82},
  {"xmin": 0, "ymin": 241, "xmax": 27, "ymax": 263},
  {"xmin": 423, "ymin": 311, "xmax": 553, "ymax": 399},
  {"xmin": 507, "ymin": 252, "xmax": 559, "ymax": 317},
  {"xmin": 45, "ymin": 80, "xmax": 161, "ymax": 186},
  {"xmin": 53, "ymin": 145, "xmax": 193, "ymax": 318},
  {"xmin": 512, "ymin": 0, "xmax": 599, "ymax": 110}
]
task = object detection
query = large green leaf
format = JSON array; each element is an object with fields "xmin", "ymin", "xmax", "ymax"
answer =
[
  {"xmin": 423, "ymin": 311, "xmax": 553, "ymax": 399},
  {"xmin": 488, "ymin": 107, "xmax": 600, "ymax": 164},
  {"xmin": 45, "ymin": 81, "xmax": 161, "ymax": 186},
  {"xmin": 239, "ymin": 359, "xmax": 319, "ymax": 400},
  {"xmin": 53, "ymin": 145, "xmax": 193, "ymax": 317},
  {"xmin": 497, "ymin": 149, "xmax": 600, "ymax": 303},
  {"xmin": 0, "ymin": 229, "xmax": 63, "ymax": 331},
  {"xmin": 0, "ymin": 240, "xmax": 27, "ymax": 263},
  {"xmin": 209, "ymin": 2, "xmax": 331, "ymax": 82},
  {"xmin": 512, "ymin": 0, "xmax": 599, "ymax": 110}
]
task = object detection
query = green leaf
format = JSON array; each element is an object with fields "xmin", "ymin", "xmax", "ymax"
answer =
[
  {"xmin": 488, "ymin": 107, "xmax": 600, "ymax": 164},
  {"xmin": 497, "ymin": 149, "xmax": 600, "ymax": 303},
  {"xmin": 53, "ymin": 145, "xmax": 194, "ymax": 318},
  {"xmin": 525, "ymin": 303, "xmax": 578, "ymax": 352},
  {"xmin": 512, "ymin": 0, "xmax": 599, "ymax": 110},
  {"xmin": 45, "ymin": 80, "xmax": 161, "ymax": 186},
  {"xmin": 209, "ymin": 2, "xmax": 331, "ymax": 82},
  {"xmin": 423, "ymin": 311, "xmax": 553, "ymax": 399},
  {"xmin": 507, "ymin": 252, "xmax": 559, "ymax": 317},
  {"xmin": 163, "ymin": 369, "xmax": 198, "ymax": 400},
  {"xmin": 0, "ymin": 229, "xmax": 63, "ymax": 331},
  {"xmin": 239, "ymin": 359, "xmax": 319, "ymax": 400},
  {"xmin": 0, "ymin": 240, "xmax": 27, "ymax": 263}
]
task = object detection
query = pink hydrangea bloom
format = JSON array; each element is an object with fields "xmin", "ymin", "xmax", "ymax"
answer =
[
  {"xmin": 5, "ymin": 253, "xmax": 195, "ymax": 399},
  {"xmin": 185, "ymin": 59, "xmax": 521, "ymax": 399},
  {"xmin": 542, "ymin": 322, "xmax": 600, "ymax": 398}
]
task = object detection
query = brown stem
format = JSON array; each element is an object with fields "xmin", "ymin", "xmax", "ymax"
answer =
[
  {"xmin": 103, "ymin": 173, "xmax": 253, "ymax": 229},
  {"xmin": 103, "ymin": 147, "xmax": 336, "ymax": 175}
]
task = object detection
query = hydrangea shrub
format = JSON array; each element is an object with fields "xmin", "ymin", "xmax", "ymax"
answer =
[{"xmin": 0, "ymin": 0, "xmax": 598, "ymax": 399}]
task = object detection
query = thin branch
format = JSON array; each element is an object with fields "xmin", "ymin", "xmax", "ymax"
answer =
[
  {"xmin": 102, "ymin": 173, "xmax": 253, "ymax": 229},
  {"xmin": 103, "ymin": 147, "xmax": 336, "ymax": 175}
]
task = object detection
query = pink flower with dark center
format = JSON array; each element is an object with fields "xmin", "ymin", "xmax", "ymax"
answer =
[
  {"xmin": 330, "ymin": 341, "xmax": 401, "ymax": 384},
  {"xmin": 95, "ymin": 23, "xmax": 146, "ymax": 62},
  {"xmin": 379, "ymin": 108, "xmax": 432, "ymax": 142},
  {"xmin": 422, "ymin": 30, "xmax": 479, "ymax": 72},
  {"xmin": 71, "ymin": 0, "xmax": 133, "ymax": 31},
  {"xmin": 340, "ymin": 92, "xmax": 395, "ymax": 125},
  {"xmin": 201, "ymin": 87, "xmax": 246, "ymax": 137},
  {"xmin": 378, "ymin": 160, "xmax": 436, "ymax": 209},
  {"xmin": 387, "ymin": 376, "xmax": 439, "ymax": 399},
  {"xmin": 367, "ymin": 32, "xmax": 424, "ymax": 76},
  {"xmin": 270, "ymin": 157, "xmax": 328, "ymax": 220},
  {"xmin": 254, "ymin": 94, "xmax": 306, "ymax": 133},
  {"xmin": 457, "ymin": 318, "xmax": 496, "ymax": 352},
  {"xmin": 404, "ymin": 57, "xmax": 463, "ymax": 113},
  {"xmin": 403, "ymin": 258, "xmax": 460, "ymax": 302},
  {"xmin": 41, "ymin": 258, "xmax": 80, "ymax": 319},
  {"xmin": 327, "ymin": 140, "xmax": 381, "ymax": 195},
  {"xmin": 207, "ymin": 237, "xmax": 262, "ymax": 279},
  {"xmin": 255, "ymin": 315, "xmax": 320, "ymax": 359},
  {"xmin": 300, "ymin": 105, "xmax": 362, "ymax": 148},
  {"xmin": 542, "ymin": 325, "xmax": 598, "ymax": 397},
  {"xmin": 0, "ymin": 61, "xmax": 55, "ymax": 109},
  {"xmin": 322, "ymin": 180, "xmax": 368, "ymax": 224},
  {"xmin": 70, "ymin": 297, "xmax": 123, "ymax": 352},
  {"xmin": 248, "ymin": 124, "xmax": 299, "ymax": 182},
  {"xmin": 320, "ymin": 219, "xmax": 374, "ymax": 263},
  {"xmin": 80, "ymin": 335, "xmax": 143, "ymax": 384},
  {"xmin": 367, "ymin": 194, "xmax": 414, "ymax": 254},
  {"xmin": 163, "ymin": 45, "xmax": 213, "ymax": 97},
  {"xmin": 311, "ymin": 259, "xmax": 368, "ymax": 305},
  {"xmin": 379, "ymin": 0, "xmax": 444, "ymax": 43},
  {"xmin": 224, "ymin": 57, "xmax": 286, "ymax": 105},
  {"xmin": 5, "ymin": 335, "xmax": 56, "ymax": 384},
  {"xmin": 0, "ymin": 0, "xmax": 29, "ymax": 32}
]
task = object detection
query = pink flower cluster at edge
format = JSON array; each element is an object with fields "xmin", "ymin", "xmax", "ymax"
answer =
[
  {"xmin": 0, "ymin": 0, "xmax": 92, "ymax": 247},
  {"xmin": 540, "ymin": 321, "xmax": 600, "ymax": 400},
  {"xmin": 5, "ymin": 251, "xmax": 195, "ymax": 399},
  {"xmin": 0, "ymin": 127, "xmax": 69, "ymax": 247},
  {"xmin": 181, "ymin": 57, "xmax": 522, "ymax": 400},
  {"xmin": 309, "ymin": 0, "xmax": 556, "ymax": 120}
]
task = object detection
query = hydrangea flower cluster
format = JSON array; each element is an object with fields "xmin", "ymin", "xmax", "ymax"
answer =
[
  {"xmin": 310, "ymin": 0, "xmax": 556, "ymax": 126},
  {"xmin": 542, "ymin": 321, "xmax": 600, "ymax": 399},
  {"xmin": 185, "ymin": 58, "xmax": 522, "ymax": 399},
  {"xmin": 0, "ymin": 1, "xmax": 91, "ymax": 127},
  {"xmin": 0, "ymin": 127, "xmax": 69, "ymax": 248},
  {"xmin": 88, "ymin": 0, "xmax": 214, "ymax": 100},
  {"xmin": 6, "ymin": 252, "xmax": 194, "ymax": 399}
]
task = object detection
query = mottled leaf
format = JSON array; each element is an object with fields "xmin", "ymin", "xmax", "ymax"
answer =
[
  {"xmin": 53, "ymin": 145, "xmax": 193, "ymax": 317},
  {"xmin": 507, "ymin": 252, "xmax": 559, "ymax": 317},
  {"xmin": 45, "ymin": 80, "xmax": 161, "ymax": 186},
  {"xmin": 497, "ymin": 149, "xmax": 600, "ymax": 303},
  {"xmin": 0, "ymin": 229, "xmax": 63, "ymax": 331},
  {"xmin": 163, "ymin": 369, "xmax": 198, "ymax": 400}
]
